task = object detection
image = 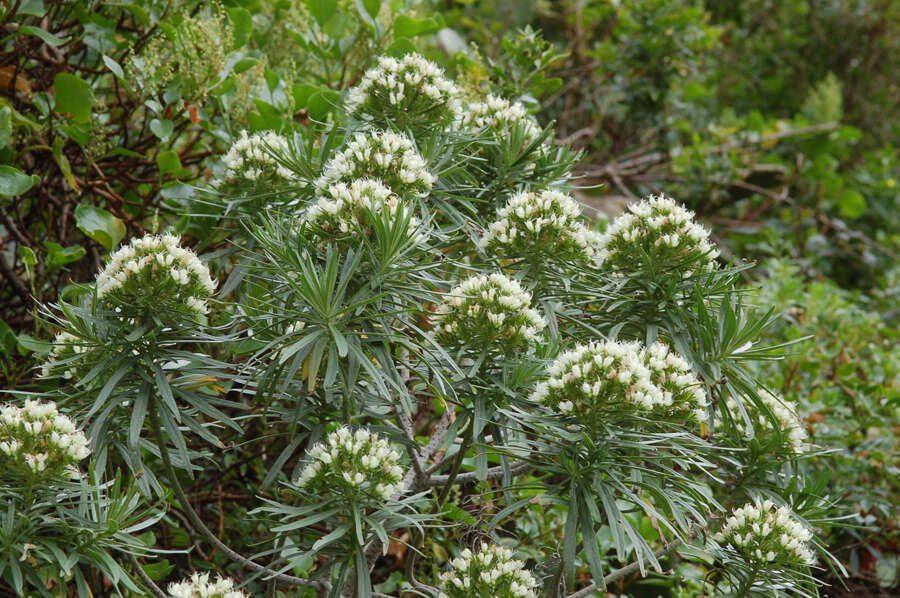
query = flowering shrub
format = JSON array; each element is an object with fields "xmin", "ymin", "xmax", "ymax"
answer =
[
  {"xmin": 0, "ymin": 399, "xmax": 90, "ymax": 479},
  {"xmin": 167, "ymin": 573, "xmax": 248, "ymax": 598},
  {"xmin": 346, "ymin": 54, "xmax": 462, "ymax": 130},
  {"xmin": 437, "ymin": 543, "xmax": 538, "ymax": 598},
  {"xmin": 531, "ymin": 340, "xmax": 706, "ymax": 425},
  {"xmin": 714, "ymin": 499, "xmax": 816, "ymax": 567},
  {"xmin": 479, "ymin": 189, "xmax": 602, "ymax": 264},
  {"xmin": 433, "ymin": 273, "xmax": 545, "ymax": 354},
  {"xmin": 597, "ymin": 194, "xmax": 719, "ymax": 275},
  {"xmin": 221, "ymin": 130, "xmax": 293, "ymax": 183},
  {"xmin": 294, "ymin": 427, "xmax": 404, "ymax": 502},
  {"xmin": 304, "ymin": 178, "xmax": 420, "ymax": 244},
  {"xmin": 95, "ymin": 233, "xmax": 216, "ymax": 318},
  {"xmin": 725, "ymin": 389, "xmax": 809, "ymax": 454},
  {"xmin": 1, "ymin": 7, "xmax": 847, "ymax": 597},
  {"xmin": 314, "ymin": 130, "xmax": 435, "ymax": 198}
]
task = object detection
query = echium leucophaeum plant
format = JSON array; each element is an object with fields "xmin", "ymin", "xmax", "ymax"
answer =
[
  {"xmin": 95, "ymin": 233, "xmax": 217, "ymax": 318},
  {"xmin": 597, "ymin": 193, "xmax": 718, "ymax": 275},
  {"xmin": 345, "ymin": 53, "xmax": 462, "ymax": 130},
  {"xmin": 0, "ymin": 399, "xmax": 90, "ymax": 480},
  {"xmin": 461, "ymin": 94, "xmax": 543, "ymax": 145},
  {"xmin": 714, "ymin": 499, "xmax": 816, "ymax": 567},
  {"xmin": 220, "ymin": 129, "xmax": 293, "ymax": 183},
  {"xmin": 530, "ymin": 339, "xmax": 707, "ymax": 428},
  {"xmin": 302, "ymin": 178, "xmax": 422, "ymax": 244},
  {"xmin": 432, "ymin": 272, "xmax": 545, "ymax": 355},
  {"xmin": 437, "ymin": 543, "xmax": 538, "ymax": 598},
  {"xmin": 167, "ymin": 572, "xmax": 248, "ymax": 598},
  {"xmin": 725, "ymin": 388, "xmax": 809, "ymax": 454},
  {"xmin": 479, "ymin": 189, "xmax": 602, "ymax": 264},
  {"xmin": 314, "ymin": 130, "xmax": 434, "ymax": 198},
  {"xmin": 295, "ymin": 427, "xmax": 405, "ymax": 503}
]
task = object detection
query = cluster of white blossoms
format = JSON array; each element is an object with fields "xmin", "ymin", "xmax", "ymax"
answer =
[
  {"xmin": 346, "ymin": 53, "xmax": 462, "ymax": 128},
  {"xmin": 432, "ymin": 273, "xmax": 545, "ymax": 354},
  {"xmin": 531, "ymin": 340, "xmax": 706, "ymax": 426},
  {"xmin": 462, "ymin": 94, "xmax": 543, "ymax": 145},
  {"xmin": 437, "ymin": 543, "xmax": 538, "ymax": 598},
  {"xmin": 315, "ymin": 130, "xmax": 434, "ymax": 198},
  {"xmin": 39, "ymin": 330, "xmax": 89, "ymax": 380},
  {"xmin": 713, "ymin": 499, "xmax": 816, "ymax": 567},
  {"xmin": 0, "ymin": 400, "xmax": 90, "ymax": 479},
  {"xmin": 295, "ymin": 427, "xmax": 404, "ymax": 502},
  {"xmin": 304, "ymin": 178, "xmax": 421, "ymax": 242},
  {"xmin": 95, "ymin": 233, "xmax": 216, "ymax": 317},
  {"xmin": 726, "ymin": 389, "xmax": 808, "ymax": 453},
  {"xmin": 644, "ymin": 342, "xmax": 708, "ymax": 422},
  {"xmin": 221, "ymin": 129, "xmax": 293, "ymax": 182},
  {"xmin": 479, "ymin": 190, "xmax": 602, "ymax": 263},
  {"xmin": 167, "ymin": 572, "xmax": 247, "ymax": 598},
  {"xmin": 597, "ymin": 194, "xmax": 719, "ymax": 274}
]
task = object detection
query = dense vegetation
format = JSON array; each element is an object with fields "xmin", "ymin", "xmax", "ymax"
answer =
[{"xmin": 0, "ymin": 1, "xmax": 897, "ymax": 597}]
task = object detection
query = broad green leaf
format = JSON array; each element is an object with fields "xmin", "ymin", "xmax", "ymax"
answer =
[
  {"xmin": 305, "ymin": 0, "xmax": 337, "ymax": 26},
  {"xmin": 393, "ymin": 15, "xmax": 441, "ymax": 39},
  {"xmin": 0, "ymin": 106, "xmax": 10, "ymax": 150},
  {"xmin": 149, "ymin": 118, "xmax": 174, "ymax": 141},
  {"xmin": 157, "ymin": 150, "xmax": 182, "ymax": 175},
  {"xmin": 74, "ymin": 203, "xmax": 126, "ymax": 251},
  {"xmin": 228, "ymin": 7, "xmax": 253, "ymax": 48},
  {"xmin": 43, "ymin": 241, "xmax": 86, "ymax": 268},
  {"xmin": 0, "ymin": 320, "xmax": 15, "ymax": 357},
  {"xmin": 0, "ymin": 166, "xmax": 38, "ymax": 197},
  {"xmin": 102, "ymin": 55, "xmax": 124, "ymax": 79},
  {"xmin": 52, "ymin": 136, "xmax": 79, "ymax": 191},
  {"xmin": 19, "ymin": 25, "xmax": 65, "ymax": 46},
  {"xmin": 292, "ymin": 83, "xmax": 319, "ymax": 107},
  {"xmin": 307, "ymin": 89, "xmax": 340, "ymax": 121},
  {"xmin": 53, "ymin": 73, "xmax": 92, "ymax": 123},
  {"xmin": 385, "ymin": 38, "xmax": 416, "ymax": 58}
]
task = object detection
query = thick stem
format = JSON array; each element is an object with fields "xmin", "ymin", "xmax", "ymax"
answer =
[
  {"xmin": 148, "ymin": 408, "xmax": 327, "ymax": 591},
  {"xmin": 129, "ymin": 554, "xmax": 167, "ymax": 598}
]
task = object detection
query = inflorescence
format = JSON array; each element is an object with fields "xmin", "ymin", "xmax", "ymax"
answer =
[
  {"xmin": 295, "ymin": 427, "xmax": 404, "ymax": 502},
  {"xmin": 95, "ymin": 233, "xmax": 217, "ymax": 317},
  {"xmin": 531, "ymin": 340, "xmax": 707, "ymax": 425},
  {"xmin": 597, "ymin": 194, "xmax": 719, "ymax": 275},
  {"xmin": 462, "ymin": 94, "xmax": 543, "ymax": 145},
  {"xmin": 304, "ymin": 178, "xmax": 421, "ymax": 242},
  {"xmin": 167, "ymin": 572, "xmax": 248, "ymax": 598},
  {"xmin": 726, "ymin": 389, "xmax": 809, "ymax": 453},
  {"xmin": 346, "ymin": 53, "xmax": 462, "ymax": 128},
  {"xmin": 0, "ymin": 399, "xmax": 90, "ymax": 479},
  {"xmin": 479, "ymin": 189, "xmax": 602, "ymax": 264},
  {"xmin": 437, "ymin": 543, "xmax": 538, "ymax": 598},
  {"xmin": 714, "ymin": 499, "xmax": 816, "ymax": 567},
  {"xmin": 315, "ymin": 130, "xmax": 434, "ymax": 198},
  {"xmin": 40, "ymin": 330, "xmax": 88, "ymax": 380},
  {"xmin": 433, "ymin": 273, "xmax": 545, "ymax": 354},
  {"xmin": 221, "ymin": 129, "xmax": 293, "ymax": 183}
]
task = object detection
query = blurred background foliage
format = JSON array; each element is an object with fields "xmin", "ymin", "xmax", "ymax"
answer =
[{"xmin": 1, "ymin": 0, "xmax": 898, "ymax": 595}]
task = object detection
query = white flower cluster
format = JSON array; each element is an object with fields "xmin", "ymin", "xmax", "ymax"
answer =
[
  {"xmin": 0, "ymin": 399, "xmax": 90, "ymax": 479},
  {"xmin": 531, "ymin": 340, "xmax": 706, "ymax": 426},
  {"xmin": 433, "ymin": 273, "xmax": 545, "ymax": 353},
  {"xmin": 479, "ymin": 190, "xmax": 602, "ymax": 263},
  {"xmin": 304, "ymin": 178, "xmax": 421, "ymax": 242},
  {"xmin": 462, "ymin": 94, "xmax": 543, "ymax": 144},
  {"xmin": 167, "ymin": 572, "xmax": 247, "ymax": 598},
  {"xmin": 597, "ymin": 194, "xmax": 719, "ymax": 274},
  {"xmin": 726, "ymin": 389, "xmax": 808, "ymax": 453},
  {"xmin": 95, "ymin": 233, "xmax": 216, "ymax": 316},
  {"xmin": 315, "ymin": 130, "xmax": 434, "ymax": 198},
  {"xmin": 222, "ymin": 129, "xmax": 293, "ymax": 182},
  {"xmin": 713, "ymin": 499, "xmax": 816, "ymax": 566},
  {"xmin": 437, "ymin": 543, "xmax": 538, "ymax": 598},
  {"xmin": 39, "ymin": 330, "xmax": 88, "ymax": 380},
  {"xmin": 346, "ymin": 53, "xmax": 462, "ymax": 127},
  {"xmin": 295, "ymin": 427, "xmax": 404, "ymax": 501},
  {"xmin": 644, "ymin": 341, "xmax": 708, "ymax": 422}
]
